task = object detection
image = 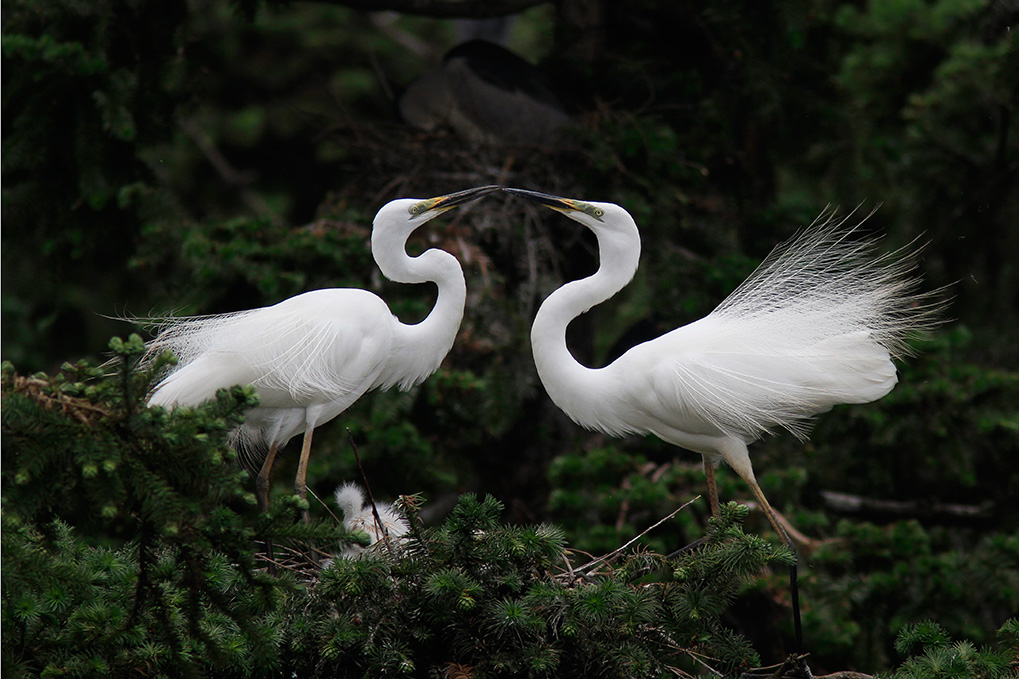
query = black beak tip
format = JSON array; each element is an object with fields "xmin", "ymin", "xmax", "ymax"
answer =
[
  {"xmin": 465, "ymin": 184, "xmax": 502, "ymax": 198},
  {"xmin": 503, "ymin": 187, "xmax": 572, "ymax": 209},
  {"xmin": 436, "ymin": 184, "xmax": 503, "ymax": 207}
]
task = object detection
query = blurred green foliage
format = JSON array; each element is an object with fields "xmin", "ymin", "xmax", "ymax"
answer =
[{"xmin": 1, "ymin": 337, "xmax": 354, "ymax": 677}]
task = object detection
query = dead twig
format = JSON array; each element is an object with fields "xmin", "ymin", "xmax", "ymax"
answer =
[{"xmin": 573, "ymin": 496, "xmax": 699, "ymax": 576}]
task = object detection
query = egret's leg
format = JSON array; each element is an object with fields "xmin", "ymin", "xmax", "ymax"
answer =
[
  {"xmin": 742, "ymin": 477, "xmax": 794, "ymax": 549},
  {"xmin": 295, "ymin": 426, "xmax": 315, "ymax": 524},
  {"xmin": 664, "ymin": 461, "xmax": 719, "ymax": 560},
  {"xmin": 703, "ymin": 460, "xmax": 721, "ymax": 518},
  {"xmin": 741, "ymin": 474, "xmax": 803, "ymax": 654},
  {"xmin": 256, "ymin": 444, "xmax": 280, "ymax": 513},
  {"xmin": 719, "ymin": 440, "xmax": 803, "ymax": 654},
  {"xmin": 256, "ymin": 444, "xmax": 280, "ymax": 573}
]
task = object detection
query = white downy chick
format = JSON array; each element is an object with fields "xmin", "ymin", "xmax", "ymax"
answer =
[{"xmin": 334, "ymin": 482, "xmax": 410, "ymax": 558}]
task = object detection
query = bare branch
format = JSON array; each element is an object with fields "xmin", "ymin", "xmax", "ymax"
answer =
[
  {"xmin": 821, "ymin": 490, "xmax": 992, "ymax": 523},
  {"xmin": 574, "ymin": 496, "xmax": 699, "ymax": 575}
]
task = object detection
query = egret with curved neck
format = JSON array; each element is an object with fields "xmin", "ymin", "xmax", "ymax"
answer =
[
  {"xmin": 506, "ymin": 187, "xmax": 943, "ymax": 651},
  {"xmin": 146, "ymin": 186, "xmax": 499, "ymax": 519}
]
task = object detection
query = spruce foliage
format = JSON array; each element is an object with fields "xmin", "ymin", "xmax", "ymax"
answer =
[
  {"xmin": 1, "ymin": 336, "xmax": 354, "ymax": 677},
  {"xmin": 3, "ymin": 341, "xmax": 794, "ymax": 677},
  {"xmin": 886, "ymin": 619, "xmax": 1018, "ymax": 679},
  {"xmin": 280, "ymin": 497, "xmax": 781, "ymax": 677}
]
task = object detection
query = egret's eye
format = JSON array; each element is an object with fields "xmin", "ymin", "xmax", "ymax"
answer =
[
  {"xmin": 592, "ymin": 207, "xmax": 605, "ymax": 219},
  {"xmin": 580, "ymin": 203, "xmax": 604, "ymax": 220},
  {"xmin": 409, "ymin": 202, "xmax": 426, "ymax": 216}
]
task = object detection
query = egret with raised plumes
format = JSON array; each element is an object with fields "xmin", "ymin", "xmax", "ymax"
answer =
[{"xmin": 505, "ymin": 187, "xmax": 943, "ymax": 649}]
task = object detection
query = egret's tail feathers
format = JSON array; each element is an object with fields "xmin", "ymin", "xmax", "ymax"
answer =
[
  {"xmin": 662, "ymin": 329, "xmax": 899, "ymax": 444},
  {"xmin": 806, "ymin": 332, "xmax": 898, "ymax": 404},
  {"xmin": 227, "ymin": 429, "xmax": 272, "ymax": 475},
  {"xmin": 711, "ymin": 207, "xmax": 948, "ymax": 360},
  {"xmin": 147, "ymin": 355, "xmax": 252, "ymax": 408}
]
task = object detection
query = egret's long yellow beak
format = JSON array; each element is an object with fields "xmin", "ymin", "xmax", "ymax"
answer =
[
  {"xmin": 503, "ymin": 187, "xmax": 586, "ymax": 214},
  {"xmin": 416, "ymin": 185, "xmax": 502, "ymax": 215}
]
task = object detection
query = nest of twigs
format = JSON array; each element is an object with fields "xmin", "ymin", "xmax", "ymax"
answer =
[{"xmin": 1, "ymin": 373, "xmax": 113, "ymax": 426}]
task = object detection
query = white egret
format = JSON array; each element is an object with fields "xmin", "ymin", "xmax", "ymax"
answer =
[
  {"xmin": 144, "ymin": 186, "xmax": 500, "ymax": 518},
  {"xmin": 506, "ymin": 187, "xmax": 943, "ymax": 650}
]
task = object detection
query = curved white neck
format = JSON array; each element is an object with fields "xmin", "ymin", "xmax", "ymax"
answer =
[
  {"xmin": 530, "ymin": 224, "xmax": 641, "ymax": 428},
  {"xmin": 372, "ymin": 229, "xmax": 467, "ymax": 386}
]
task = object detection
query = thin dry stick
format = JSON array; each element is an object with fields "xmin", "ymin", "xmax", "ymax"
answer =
[
  {"xmin": 561, "ymin": 553, "xmax": 577, "ymax": 581},
  {"xmin": 682, "ymin": 648, "xmax": 724, "ymax": 677},
  {"xmin": 575, "ymin": 496, "xmax": 700, "ymax": 575},
  {"xmin": 560, "ymin": 546, "xmax": 597, "ymax": 578},
  {"xmin": 307, "ymin": 486, "xmax": 342, "ymax": 524},
  {"xmin": 346, "ymin": 428, "xmax": 391, "ymax": 546}
]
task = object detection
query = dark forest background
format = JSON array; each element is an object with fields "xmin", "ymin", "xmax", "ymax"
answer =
[{"xmin": 3, "ymin": 0, "xmax": 1018, "ymax": 676}]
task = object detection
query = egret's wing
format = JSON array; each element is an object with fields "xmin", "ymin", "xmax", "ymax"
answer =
[
  {"xmin": 640, "ymin": 314, "xmax": 897, "ymax": 443},
  {"xmin": 629, "ymin": 209, "xmax": 944, "ymax": 443},
  {"xmin": 240, "ymin": 293, "xmax": 396, "ymax": 407},
  {"xmin": 147, "ymin": 289, "xmax": 397, "ymax": 409}
]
